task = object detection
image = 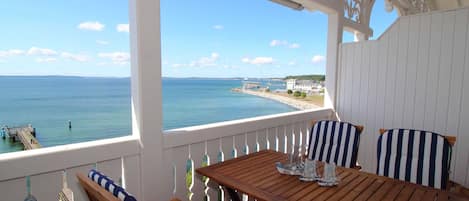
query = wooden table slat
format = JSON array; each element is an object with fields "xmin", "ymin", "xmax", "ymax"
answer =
[{"xmin": 195, "ymin": 150, "xmax": 463, "ymax": 201}]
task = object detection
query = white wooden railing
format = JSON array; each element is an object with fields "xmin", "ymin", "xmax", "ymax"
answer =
[
  {"xmin": 0, "ymin": 108, "xmax": 333, "ymax": 201},
  {"xmin": 163, "ymin": 108, "xmax": 334, "ymax": 201},
  {"xmin": 0, "ymin": 136, "xmax": 142, "ymax": 201}
]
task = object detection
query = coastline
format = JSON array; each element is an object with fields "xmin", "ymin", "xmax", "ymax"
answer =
[{"xmin": 237, "ymin": 89, "xmax": 321, "ymax": 110}]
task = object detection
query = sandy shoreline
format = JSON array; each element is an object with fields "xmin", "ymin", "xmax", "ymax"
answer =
[{"xmin": 238, "ymin": 89, "xmax": 321, "ymax": 110}]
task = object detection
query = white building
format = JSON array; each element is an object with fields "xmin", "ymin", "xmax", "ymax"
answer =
[{"xmin": 286, "ymin": 79, "xmax": 323, "ymax": 92}]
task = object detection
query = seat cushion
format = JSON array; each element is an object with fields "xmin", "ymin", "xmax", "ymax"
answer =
[{"xmin": 88, "ymin": 169, "xmax": 137, "ymax": 201}]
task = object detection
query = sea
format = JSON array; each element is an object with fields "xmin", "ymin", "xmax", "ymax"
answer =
[{"xmin": 0, "ymin": 76, "xmax": 296, "ymax": 153}]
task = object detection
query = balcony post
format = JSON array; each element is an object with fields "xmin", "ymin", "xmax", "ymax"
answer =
[
  {"xmin": 324, "ymin": 11, "xmax": 344, "ymax": 109},
  {"xmin": 129, "ymin": 0, "xmax": 171, "ymax": 200}
]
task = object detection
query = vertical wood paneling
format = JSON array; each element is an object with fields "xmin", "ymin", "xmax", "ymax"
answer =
[
  {"xmin": 367, "ymin": 41, "xmax": 380, "ymax": 173},
  {"xmin": 449, "ymin": 9, "xmax": 469, "ymax": 184},
  {"xmin": 344, "ymin": 44, "xmax": 354, "ymax": 122},
  {"xmin": 423, "ymin": 12, "xmax": 443, "ymax": 131},
  {"xmin": 357, "ymin": 41, "xmax": 370, "ymax": 167},
  {"xmin": 413, "ymin": 13, "xmax": 431, "ymax": 129},
  {"xmin": 393, "ymin": 17, "xmax": 410, "ymax": 127},
  {"xmin": 350, "ymin": 43, "xmax": 362, "ymax": 125},
  {"xmin": 459, "ymin": 9, "xmax": 469, "ymax": 187},
  {"xmin": 337, "ymin": 45, "xmax": 346, "ymax": 117},
  {"xmin": 337, "ymin": 7, "xmax": 469, "ymax": 185},
  {"xmin": 434, "ymin": 11, "xmax": 456, "ymax": 134},
  {"xmin": 384, "ymin": 25, "xmax": 399, "ymax": 129},
  {"xmin": 376, "ymin": 32, "xmax": 389, "ymax": 131},
  {"xmin": 402, "ymin": 15, "xmax": 421, "ymax": 129}
]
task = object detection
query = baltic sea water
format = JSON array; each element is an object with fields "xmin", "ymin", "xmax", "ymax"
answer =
[{"xmin": 0, "ymin": 76, "xmax": 295, "ymax": 153}]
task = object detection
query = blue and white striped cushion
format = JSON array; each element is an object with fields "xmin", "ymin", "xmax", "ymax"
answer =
[
  {"xmin": 88, "ymin": 169, "xmax": 137, "ymax": 201},
  {"xmin": 377, "ymin": 129, "xmax": 452, "ymax": 189},
  {"xmin": 307, "ymin": 120, "xmax": 361, "ymax": 168}
]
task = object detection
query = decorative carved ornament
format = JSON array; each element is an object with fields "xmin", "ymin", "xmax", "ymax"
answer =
[
  {"xmin": 385, "ymin": 0, "xmax": 431, "ymax": 15},
  {"xmin": 344, "ymin": 0, "xmax": 362, "ymax": 23}
]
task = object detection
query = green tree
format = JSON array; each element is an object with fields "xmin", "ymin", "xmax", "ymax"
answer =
[
  {"xmin": 301, "ymin": 92, "xmax": 307, "ymax": 98},
  {"xmin": 293, "ymin": 91, "xmax": 301, "ymax": 97},
  {"xmin": 287, "ymin": 89, "xmax": 293, "ymax": 94}
]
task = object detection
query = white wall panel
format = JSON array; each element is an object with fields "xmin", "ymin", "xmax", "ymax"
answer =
[{"xmin": 337, "ymin": 8, "xmax": 469, "ymax": 186}]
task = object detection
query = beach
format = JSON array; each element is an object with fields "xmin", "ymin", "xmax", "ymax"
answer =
[
  {"xmin": 0, "ymin": 77, "xmax": 296, "ymax": 153},
  {"xmin": 238, "ymin": 89, "xmax": 322, "ymax": 110}
]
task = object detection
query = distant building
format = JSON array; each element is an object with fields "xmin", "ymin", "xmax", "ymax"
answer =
[
  {"xmin": 285, "ymin": 79, "xmax": 323, "ymax": 93},
  {"xmin": 242, "ymin": 81, "xmax": 261, "ymax": 90}
]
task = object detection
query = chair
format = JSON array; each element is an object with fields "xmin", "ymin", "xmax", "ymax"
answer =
[
  {"xmin": 377, "ymin": 128, "xmax": 456, "ymax": 189},
  {"xmin": 307, "ymin": 120, "xmax": 364, "ymax": 168},
  {"xmin": 77, "ymin": 170, "xmax": 181, "ymax": 201},
  {"xmin": 77, "ymin": 169, "xmax": 137, "ymax": 201}
]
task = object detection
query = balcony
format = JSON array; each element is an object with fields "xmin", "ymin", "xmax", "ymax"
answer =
[{"xmin": 1, "ymin": 0, "xmax": 469, "ymax": 201}]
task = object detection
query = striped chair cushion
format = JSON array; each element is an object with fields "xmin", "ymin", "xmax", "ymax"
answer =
[
  {"xmin": 307, "ymin": 120, "xmax": 361, "ymax": 168},
  {"xmin": 88, "ymin": 169, "xmax": 137, "ymax": 201},
  {"xmin": 377, "ymin": 129, "xmax": 452, "ymax": 189}
]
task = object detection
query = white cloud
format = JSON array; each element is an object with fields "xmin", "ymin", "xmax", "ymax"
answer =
[
  {"xmin": 96, "ymin": 40, "xmax": 110, "ymax": 45},
  {"xmin": 212, "ymin": 25, "xmax": 224, "ymax": 30},
  {"xmin": 61, "ymin": 52, "xmax": 90, "ymax": 62},
  {"xmin": 78, "ymin": 21, "xmax": 105, "ymax": 31},
  {"xmin": 27, "ymin": 47, "xmax": 58, "ymax": 56},
  {"xmin": 270, "ymin": 40, "xmax": 288, "ymax": 47},
  {"xmin": 98, "ymin": 52, "xmax": 130, "ymax": 65},
  {"xmin": 288, "ymin": 43, "xmax": 300, "ymax": 49},
  {"xmin": 241, "ymin": 57, "xmax": 273, "ymax": 65},
  {"xmin": 172, "ymin": 63, "xmax": 185, "ymax": 68},
  {"xmin": 311, "ymin": 55, "xmax": 326, "ymax": 63},
  {"xmin": 0, "ymin": 49, "xmax": 25, "ymax": 57},
  {"xmin": 288, "ymin": 61, "xmax": 297, "ymax": 66},
  {"xmin": 270, "ymin": 40, "xmax": 301, "ymax": 49},
  {"xmin": 189, "ymin": 52, "xmax": 219, "ymax": 67},
  {"xmin": 116, "ymin": 24, "xmax": 129, "ymax": 33},
  {"xmin": 36, "ymin": 57, "xmax": 57, "ymax": 63}
]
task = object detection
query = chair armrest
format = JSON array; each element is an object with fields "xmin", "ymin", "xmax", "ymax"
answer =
[{"xmin": 76, "ymin": 173, "xmax": 120, "ymax": 201}]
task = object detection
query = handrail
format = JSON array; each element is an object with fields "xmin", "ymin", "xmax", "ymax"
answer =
[
  {"xmin": 163, "ymin": 107, "xmax": 333, "ymax": 149},
  {"xmin": 0, "ymin": 135, "xmax": 140, "ymax": 181}
]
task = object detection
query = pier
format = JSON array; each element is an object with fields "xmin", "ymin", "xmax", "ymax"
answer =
[{"xmin": 1, "ymin": 125, "xmax": 41, "ymax": 150}]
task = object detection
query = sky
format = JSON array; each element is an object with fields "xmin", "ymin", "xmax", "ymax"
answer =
[{"xmin": 0, "ymin": 0, "xmax": 397, "ymax": 78}]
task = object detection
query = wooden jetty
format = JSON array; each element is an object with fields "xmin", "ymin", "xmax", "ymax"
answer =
[{"xmin": 1, "ymin": 125, "xmax": 41, "ymax": 150}]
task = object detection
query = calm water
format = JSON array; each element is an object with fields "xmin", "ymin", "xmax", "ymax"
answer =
[{"xmin": 0, "ymin": 76, "xmax": 295, "ymax": 153}]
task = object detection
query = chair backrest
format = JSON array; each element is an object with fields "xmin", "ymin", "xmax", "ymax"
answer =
[
  {"xmin": 377, "ymin": 129, "xmax": 455, "ymax": 189},
  {"xmin": 77, "ymin": 170, "xmax": 137, "ymax": 201},
  {"xmin": 307, "ymin": 120, "xmax": 363, "ymax": 168}
]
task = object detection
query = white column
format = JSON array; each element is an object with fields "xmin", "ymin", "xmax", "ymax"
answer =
[
  {"xmin": 129, "ymin": 0, "xmax": 171, "ymax": 200},
  {"xmin": 324, "ymin": 12, "xmax": 344, "ymax": 110}
]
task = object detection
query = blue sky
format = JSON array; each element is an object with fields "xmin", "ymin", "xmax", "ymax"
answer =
[{"xmin": 0, "ymin": 0, "xmax": 396, "ymax": 78}]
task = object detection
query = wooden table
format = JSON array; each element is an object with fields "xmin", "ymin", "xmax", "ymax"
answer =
[{"xmin": 196, "ymin": 150, "xmax": 466, "ymax": 201}]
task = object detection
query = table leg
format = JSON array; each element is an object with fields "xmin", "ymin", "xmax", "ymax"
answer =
[{"xmin": 224, "ymin": 186, "xmax": 241, "ymax": 201}]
